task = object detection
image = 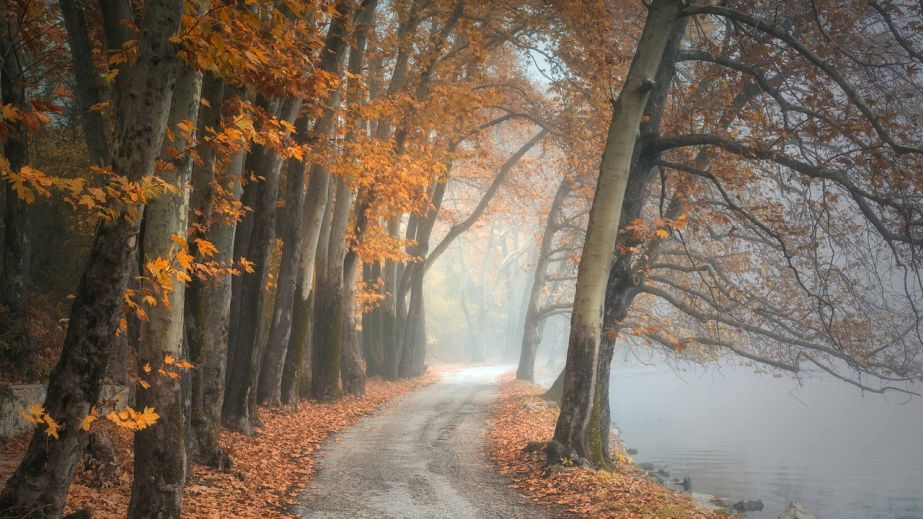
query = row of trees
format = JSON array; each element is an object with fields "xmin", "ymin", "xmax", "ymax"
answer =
[
  {"xmin": 1, "ymin": 0, "xmax": 922, "ymax": 516},
  {"xmin": 0, "ymin": 0, "xmax": 563, "ymax": 516}
]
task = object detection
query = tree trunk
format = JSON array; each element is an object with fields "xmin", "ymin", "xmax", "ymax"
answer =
[
  {"xmin": 185, "ymin": 77, "xmax": 239, "ymax": 468},
  {"xmin": 363, "ymin": 263, "xmax": 385, "ymax": 376},
  {"xmin": 396, "ymin": 176, "xmax": 448, "ymax": 379},
  {"xmin": 98, "ymin": 0, "xmax": 135, "ymax": 102},
  {"xmin": 0, "ymin": 12, "xmax": 30, "ymax": 347},
  {"xmin": 339, "ymin": 210, "xmax": 366, "ymax": 396},
  {"xmin": 380, "ymin": 218, "xmax": 401, "ymax": 374},
  {"xmin": 516, "ymin": 180, "xmax": 569, "ymax": 381},
  {"xmin": 225, "ymin": 104, "xmax": 276, "ymax": 384},
  {"xmin": 311, "ymin": 179, "xmax": 340, "ymax": 401},
  {"xmin": 543, "ymin": 369, "xmax": 565, "ymax": 402},
  {"xmin": 128, "ymin": 65, "xmax": 201, "ymax": 519},
  {"xmin": 57, "ymin": 0, "xmax": 110, "ymax": 165},
  {"xmin": 300, "ymin": 0, "xmax": 360, "ymax": 401},
  {"xmin": 397, "ymin": 266, "xmax": 427, "ymax": 377},
  {"xmin": 281, "ymin": 279, "xmax": 312, "ymax": 405},
  {"xmin": 257, "ymin": 116, "xmax": 309, "ymax": 406},
  {"xmin": 226, "ymin": 171, "xmax": 258, "ymax": 374},
  {"xmin": 0, "ymin": 0, "xmax": 183, "ymax": 514},
  {"xmin": 311, "ymin": 274, "xmax": 342, "ymax": 401},
  {"xmin": 221, "ymin": 98, "xmax": 299, "ymax": 433},
  {"xmin": 346, "ymin": 0, "xmax": 424, "ymax": 379},
  {"xmin": 328, "ymin": 179, "xmax": 362, "ymax": 394},
  {"xmin": 594, "ymin": 15, "xmax": 752, "ymax": 467},
  {"xmin": 547, "ymin": 0, "xmax": 683, "ymax": 469},
  {"xmin": 335, "ymin": 1, "xmax": 377, "ymax": 394}
]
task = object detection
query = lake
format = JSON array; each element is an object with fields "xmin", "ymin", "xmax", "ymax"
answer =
[{"xmin": 590, "ymin": 353, "xmax": 923, "ymax": 518}]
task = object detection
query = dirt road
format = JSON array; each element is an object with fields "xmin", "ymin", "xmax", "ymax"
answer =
[{"xmin": 297, "ymin": 366, "xmax": 549, "ymax": 519}]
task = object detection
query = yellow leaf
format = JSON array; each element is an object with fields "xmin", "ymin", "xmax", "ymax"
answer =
[
  {"xmin": 100, "ymin": 69, "xmax": 118, "ymax": 84},
  {"xmin": 176, "ymin": 120, "xmax": 196, "ymax": 134},
  {"xmin": 1, "ymin": 103, "xmax": 21, "ymax": 121},
  {"xmin": 19, "ymin": 403, "xmax": 44, "ymax": 425},
  {"xmin": 655, "ymin": 229, "xmax": 669, "ymax": 239},
  {"xmin": 44, "ymin": 415, "xmax": 60, "ymax": 439},
  {"xmin": 176, "ymin": 249, "xmax": 195, "ymax": 271},
  {"xmin": 81, "ymin": 413, "xmax": 97, "ymax": 431},
  {"xmin": 143, "ymin": 362, "xmax": 152, "ymax": 373},
  {"xmin": 164, "ymin": 353, "xmax": 176, "ymax": 365},
  {"xmin": 170, "ymin": 234, "xmax": 188, "ymax": 250},
  {"xmin": 108, "ymin": 52, "xmax": 127, "ymax": 65},
  {"xmin": 194, "ymin": 238, "xmax": 218, "ymax": 258},
  {"xmin": 139, "ymin": 407, "xmax": 160, "ymax": 428},
  {"xmin": 138, "ymin": 378, "xmax": 151, "ymax": 389}
]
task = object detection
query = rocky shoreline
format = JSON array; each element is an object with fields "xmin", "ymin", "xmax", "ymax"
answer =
[{"xmin": 625, "ymin": 444, "xmax": 816, "ymax": 518}]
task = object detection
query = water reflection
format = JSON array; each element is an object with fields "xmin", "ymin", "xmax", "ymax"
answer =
[{"xmin": 603, "ymin": 353, "xmax": 923, "ymax": 518}]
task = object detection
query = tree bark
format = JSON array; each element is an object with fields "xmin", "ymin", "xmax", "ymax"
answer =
[
  {"xmin": 57, "ymin": 0, "xmax": 110, "ymax": 165},
  {"xmin": 0, "ymin": 0, "xmax": 183, "ymax": 514},
  {"xmin": 334, "ymin": 179, "xmax": 366, "ymax": 396},
  {"xmin": 347, "ymin": 0, "xmax": 424, "ymax": 378},
  {"xmin": 379, "ymin": 218, "xmax": 401, "ymax": 374},
  {"xmin": 292, "ymin": 0, "xmax": 361, "ymax": 401},
  {"xmin": 0, "ymin": 8, "xmax": 30, "ymax": 346},
  {"xmin": 184, "ymin": 77, "xmax": 239, "ymax": 468},
  {"xmin": 362, "ymin": 263, "xmax": 385, "ymax": 376},
  {"xmin": 395, "ymin": 178, "xmax": 447, "ymax": 379},
  {"xmin": 257, "ymin": 116, "xmax": 309, "ymax": 406},
  {"xmin": 329, "ymin": 3, "xmax": 377, "ymax": 389},
  {"xmin": 594, "ymin": 18, "xmax": 756, "ymax": 467},
  {"xmin": 221, "ymin": 99, "xmax": 299, "ymax": 434},
  {"xmin": 311, "ymin": 180, "xmax": 340, "ymax": 401},
  {"xmin": 516, "ymin": 180, "xmax": 570, "ymax": 381},
  {"xmin": 543, "ymin": 369, "xmax": 565, "ymax": 402},
  {"xmin": 128, "ymin": 65, "xmax": 201, "ymax": 519},
  {"xmin": 547, "ymin": 0, "xmax": 683, "ymax": 469},
  {"xmin": 226, "ymin": 170, "xmax": 259, "ymax": 375},
  {"xmin": 281, "ymin": 277, "xmax": 312, "ymax": 405},
  {"xmin": 225, "ymin": 97, "xmax": 276, "ymax": 384},
  {"xmin": 336, "ymin": 1, "xmax": 378, "ymax": 391}
]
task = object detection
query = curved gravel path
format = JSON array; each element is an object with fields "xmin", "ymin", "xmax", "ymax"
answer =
[{"xmin": 297, "ymin": 366, "xmax": 549, "ymax": 519}]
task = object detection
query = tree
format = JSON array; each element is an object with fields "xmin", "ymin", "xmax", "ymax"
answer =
[
  {"xmin": 285, "ymin": 0, "xmax": 380, "ymax": 402},
  {"xmin": 256, "ymin": 115, "xmax": 311, "ymax": 407},
  {"xmin": 221, "ymin": 97, "xmax": 300, "ymax": 432},
  {"xmin": 321, "ymin": 0, "xmax": 378, "ymax": 397},
  {"xmin": 405, "ymin": 127, "xmax": 549, "ymax": 374},
  {"xmin": 546, "ymin": 0, "xmax": 684, "ymax": 468},
  {"xmin": 516, "ymin": 179, "xmax": 571, "ymax": 381},
  {"xmin": 0, "ymin": 0, "xmax": 185, "ymax": 513},
  {"xmin": 128, "ymin": 64, "xmax": 201, "ymax": 518},
  {"xmin": 549, "ymin": 0, "xmax": 923, "ymax": 469},
  {"xmin": 0, "ymin": 0, "xmax": 34, "ymax": 361},
  {"xmin": 184, "ymin": 75, "xmax": 240, "ymax": 469}
]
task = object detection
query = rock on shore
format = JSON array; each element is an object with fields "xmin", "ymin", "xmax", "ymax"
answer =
[{"xmin": 779, "ymin": 501, "xmax": 817, "ymax": 519}]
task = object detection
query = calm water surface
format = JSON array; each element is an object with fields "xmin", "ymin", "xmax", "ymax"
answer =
[{"xmin": 601, "ymin": 355, "xmax": 923, "ymax": 518}]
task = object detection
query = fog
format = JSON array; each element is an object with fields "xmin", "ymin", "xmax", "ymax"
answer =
[{"xmin": 424, "ymin": 208, "xmax": 923, "ymax": 518}]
